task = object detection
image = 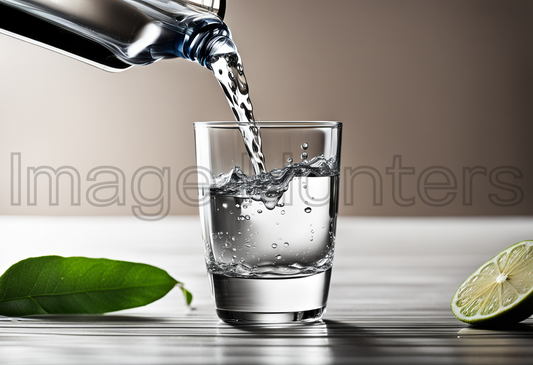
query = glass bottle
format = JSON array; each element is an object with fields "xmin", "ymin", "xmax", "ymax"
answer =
[{"xmin": 0, "ymin": 0, "xmax": 234, "ymax": 71}]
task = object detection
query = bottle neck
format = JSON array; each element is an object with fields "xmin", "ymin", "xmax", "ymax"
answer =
[
  {"xmin": 173, "ymin": 15, "xmax": 236, "ymax": 66},
  {"xmin": 190, "ymin": 30, "xmax": 238, "ymax": 67}
]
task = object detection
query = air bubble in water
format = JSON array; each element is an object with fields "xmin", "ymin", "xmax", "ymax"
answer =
[
  {"xmin": 276, "ymin": 254, "xmax": 282, "ymax": 260},
  {"xmin": 301, "ymin": 142, "xmax": 309, "ymax": 150},
  {"xmin": 257, "ymin": 209, "xmax": 263, "ymax": 214},
  {"xmin": 277, "ymin": 202, "xmax": 285, "ymax": 208},
  {"xmin": 281, "ymin": 210, "xmax": 285, "ymax": 215},
  {"xmin": 235, "ymin": 204, "xmax": 240, "ymax": 208},
  {"xmin": 284, "ymin": 242, "xmax": 289, "ymax": 247},
  {"xmin": 272, "ymin": 243, "xmax": 278, "ymax": 249},
  {"xmin": 305, "ymin": 207, "xmax": 312, "ymax": 213},
  {"xmin": 224, "ymin": 242, "xmax": 232, "ymax": 248},
  {"xmin": 287, "ymin": 158, "xmax": 293, "ymax": 163},
  {"xmin": 303, "ymin": 185, "xmax": 307, "ymax": 189},
  {"xmin": 245, "ymin": 215, "xmax": 250, "ymax": 220}
]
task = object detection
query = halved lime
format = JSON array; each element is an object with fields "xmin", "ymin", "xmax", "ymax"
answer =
[{"xmin": 451, "ymin": 240, "xmax": 533, "ymax": 326}]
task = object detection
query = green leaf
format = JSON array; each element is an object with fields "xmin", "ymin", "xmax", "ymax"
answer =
[
  {"xmin": 0, "ymin": 256, "xmax": 190, "ymax": 317},
  {"xmin": 179, "ymin": 285, "xmax": 193, "ymax": 306}
]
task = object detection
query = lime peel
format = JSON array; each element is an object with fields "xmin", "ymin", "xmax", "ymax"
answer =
[{"xmin": 451, "ymin": 240, "xmax": 533, "ymax": 326}]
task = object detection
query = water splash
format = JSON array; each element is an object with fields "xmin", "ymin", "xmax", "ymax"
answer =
[{"xmin": 211, "ymin": 155, "xmax": 339, "ymax": 210}]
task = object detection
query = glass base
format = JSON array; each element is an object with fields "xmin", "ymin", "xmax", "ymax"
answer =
[
  {"xmin": 216, "ymin": 306, "xmax": 326, "ymax": 323},
  {"xmin": 217, "ymin": 307, "xmax": 326, "ymax": 323},
  {"xmin": 209, "ymin": 269, "xmax": 331, "ymax": 323}
]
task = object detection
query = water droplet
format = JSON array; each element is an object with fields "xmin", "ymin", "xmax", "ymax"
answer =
[
  {"xmin": 305, "ymin": 207, "xmax": 312, "ymax": 213},
  {"xmin": 224, "ymin": 242, "xmax": 232, "ymax": 248},
  {"xmin": 276, "ymin": 254, "xmax": 282, "ymax": 260},
  {"xmin": 240, "ymin": 258, "xmax": 245, "ymax": 263},
  {"xmin": 277, "ymin": 202, "xmax": 285, "ymax": 208},
  {"xmin": 232, "ymin": 255, "xmax": 237, "ymax": 259},
  {"xmin": 222, "ymin": 203, "xmax": 228, "ymax": 208},
  {"xmin": 301, "ymin": 152, "xmax": 308, "ymax": 159},
  {"xmin": 310, "ymin": 237, "xmax": 314, "ymax": 241},
  {"xmin": 301, "ymin": 142, "xmax": 309, "ymax": 150},
  {"xmin": 230, "ymin": 211, "xmax": 234, "ymax": 214},
  {"xmin": 257, "ymin": 209, "xmax": 263, "ymax": 214},
  {"xmin": 235, "ymin": 204, "xmax": 240, "ymax": 208},
  {"xmin": 284, "ymin": 242, "xmax": 289, "ymax": 247},
  {"xmin": 245, "ymin": 215, "xmax": 250, "ymax": 220},
  {"xmin": 272, "ymin": 243, "xmax": 278, "ymax": 249},
  {"xmin": 311, "ymin": 230, "xmax": 314, "ymax": 233},
  {"xmin": 276, "ymin": 222, "xmax": 280, "ymax": 225},
  {"xmin": 231, "ymin": 236, "xmax": 236, "ymax": 241},
  {"xmin": 281, "ymin": 210, "xmax": 286, "ymax": 215},
  {"xmin": 232, "ymin": 248, "xmax": 237, "ymax": 252},
  {"xmin": 287, "ymin": 158, "xmax": 293, "ymax": 163},
  {"xmin": 245, "ymin": 243, "xmax": 251, "ymax": 248},
  {"xmin": 243, "ymin": 205, "xmax": 248, "ymax": 209},
  {"xmin": 303, "ymin": 185, "xmax": 307, "ymax": 189}
]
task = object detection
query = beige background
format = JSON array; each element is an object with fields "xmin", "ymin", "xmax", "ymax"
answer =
[{"xmin": 0, "ymin": 0, "xmax": 532, "ymax": 217}]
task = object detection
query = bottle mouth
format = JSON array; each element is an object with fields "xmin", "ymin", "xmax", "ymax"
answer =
[
  {"xmin": 191, "ymin": 30, "xmax": 237, "ymax": 67},
  {"xmin": 204, "ymin": 35, "xmax": 237, "ymax": 62}
]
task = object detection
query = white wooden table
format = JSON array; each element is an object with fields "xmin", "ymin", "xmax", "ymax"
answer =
[{"xmin": 1, "ymin": 216, "xmax": 533, "ymax": 364}]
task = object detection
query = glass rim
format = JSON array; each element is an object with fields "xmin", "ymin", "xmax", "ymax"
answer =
[{"xmin": 193, "ymin": 121, "xmax": 341, "ymax": 129}]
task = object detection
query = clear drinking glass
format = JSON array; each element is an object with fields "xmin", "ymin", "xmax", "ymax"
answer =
[{"xmin": 194, "ymin": 121, "xmax": 342, "ymax": 323}]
